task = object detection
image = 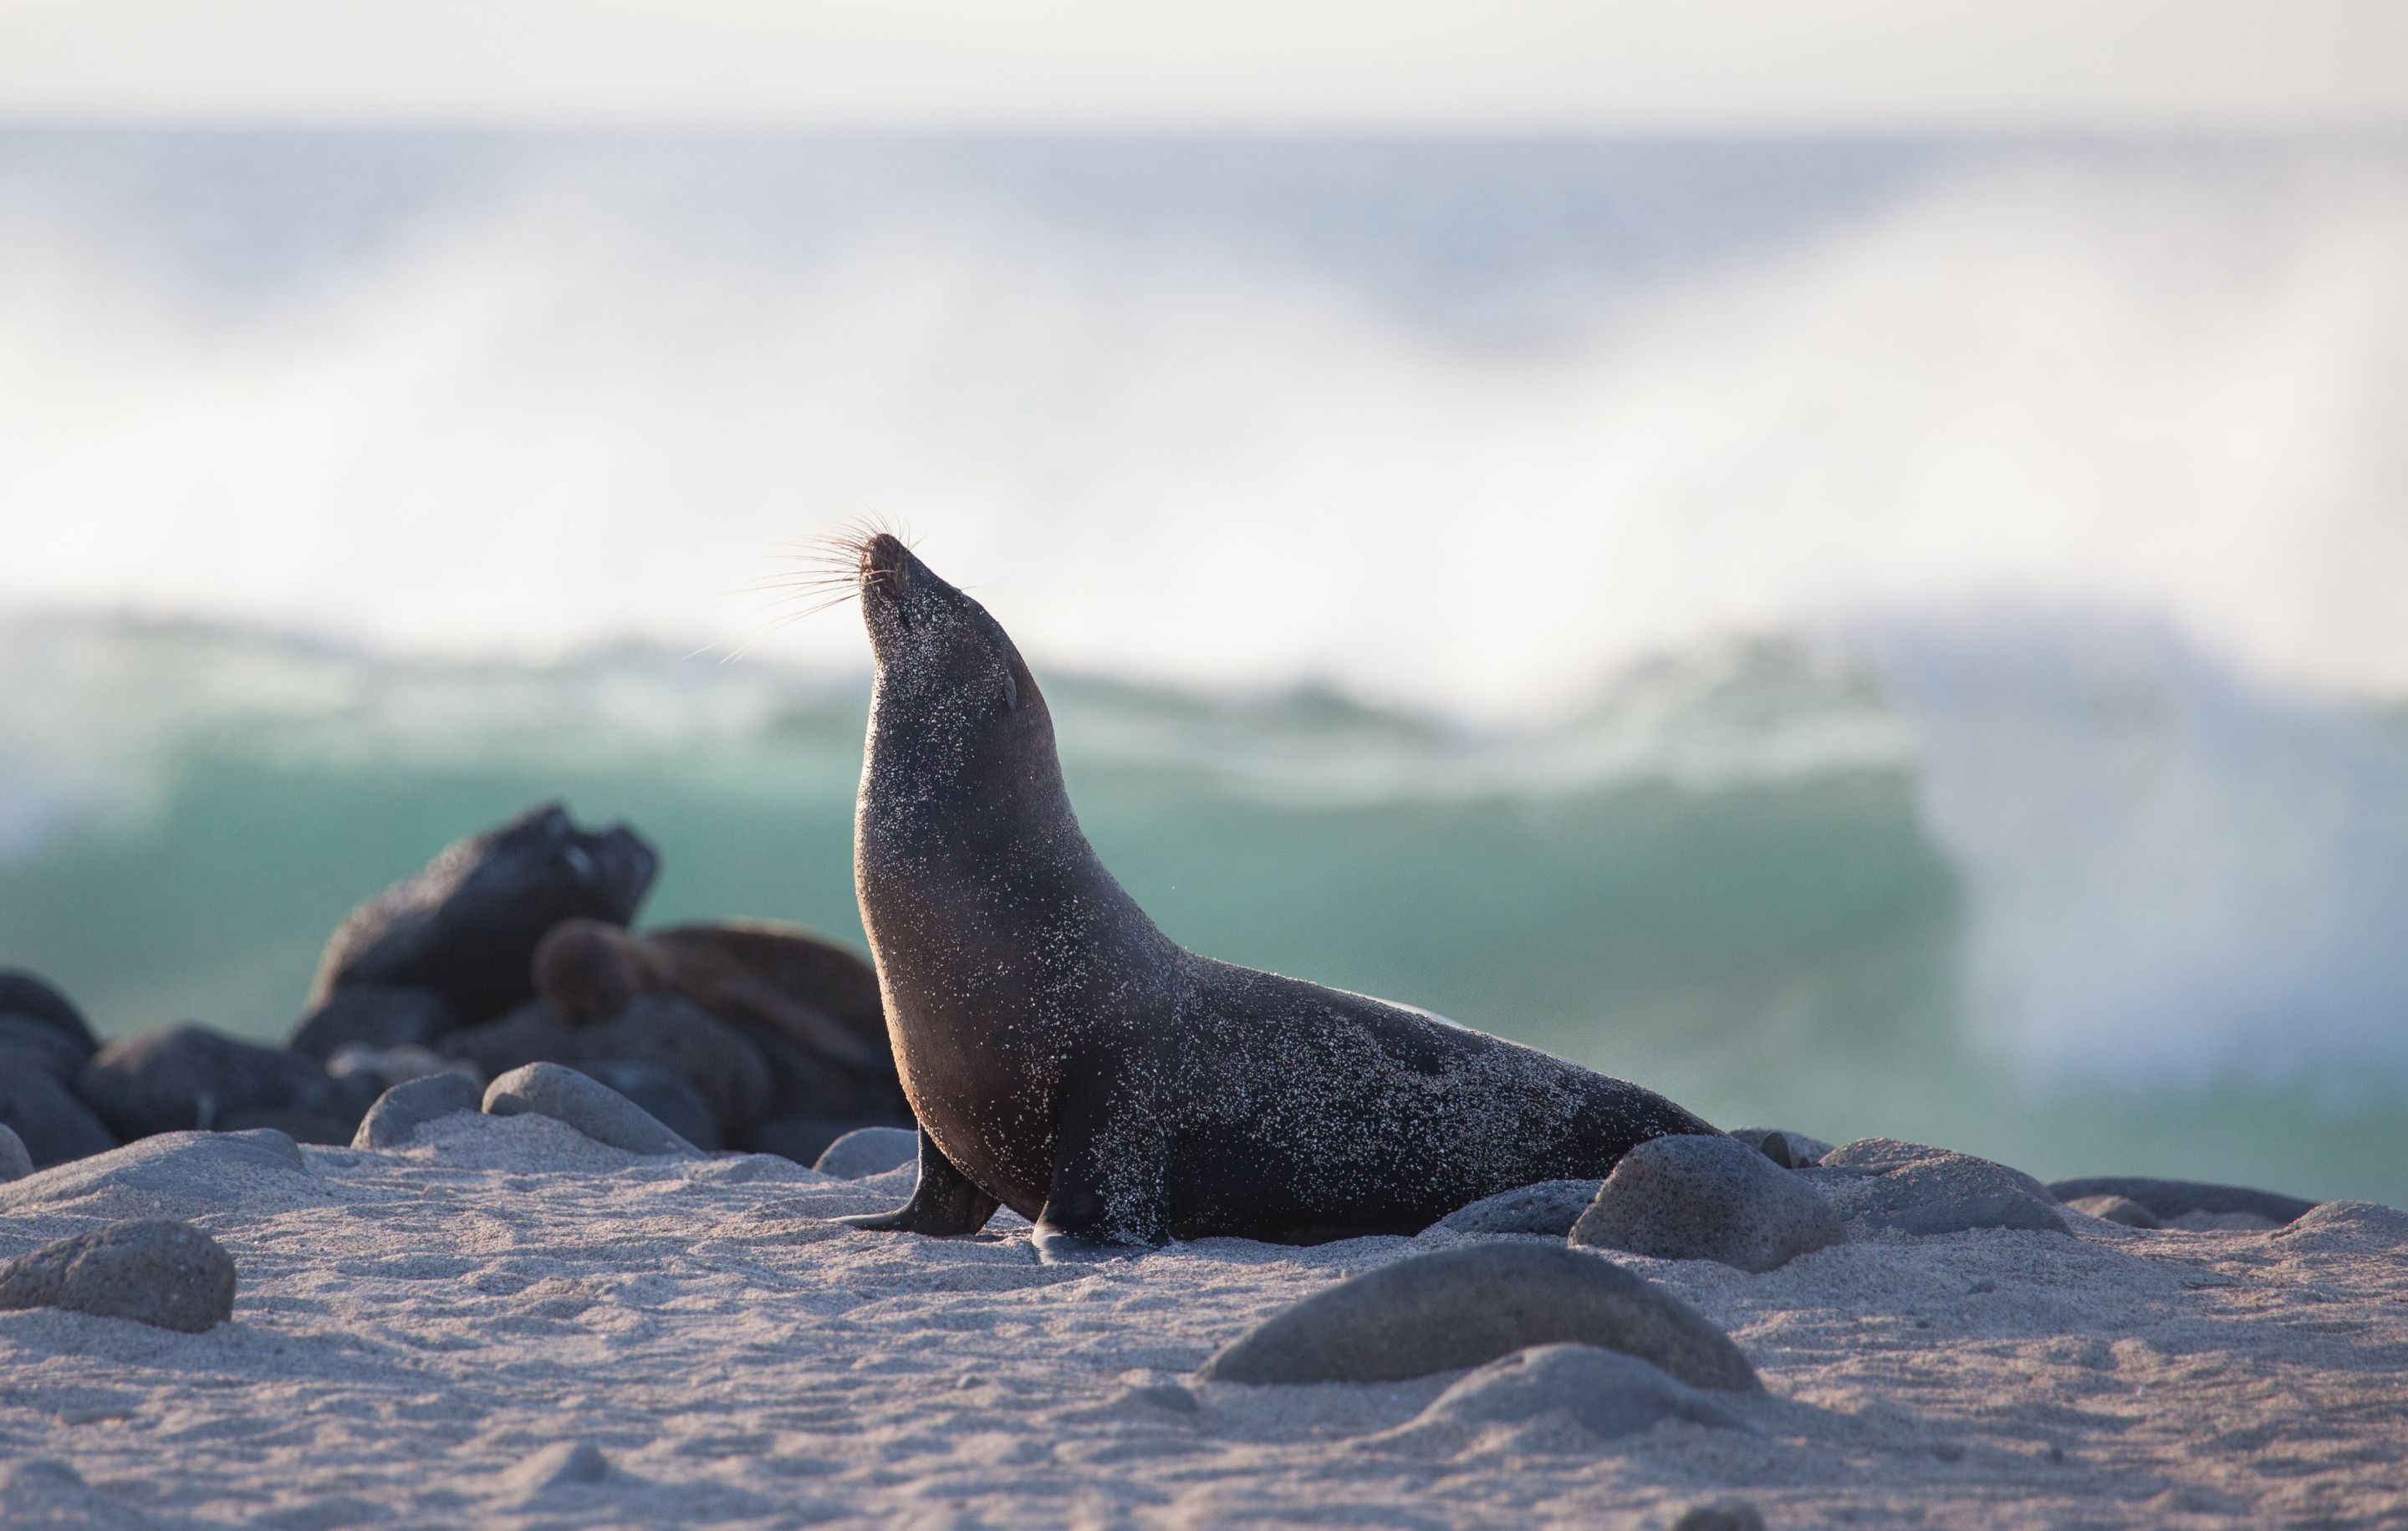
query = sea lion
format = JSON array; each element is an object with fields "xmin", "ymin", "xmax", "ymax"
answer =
[
  {"xmin": 833, "ymin": 533, "xmax": 1720, "ymax": 1258},
  {"xmin": 532, "ymin": 918, "xmax": 907, "ymax": 1125}
]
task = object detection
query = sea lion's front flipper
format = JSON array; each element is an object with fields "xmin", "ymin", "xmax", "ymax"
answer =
[
  {"xmin": 837, "ymin": 1130, "xmax": 999, "ymax": 1237},
  {"xmin": 1032, "ymin": 1060, "xmax": 1168, "ymax": 1263}
]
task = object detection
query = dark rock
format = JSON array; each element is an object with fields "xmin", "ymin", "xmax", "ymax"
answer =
[
  {"xmin": 0, "ymin": 1124, "xmax": 28, "ymax": 1181},
  {"xmin": 1432, "ymin": 1179, "xmax": 1601, "ymax": 1238},
  {"xmin": 2046, "ymin": 1176, "xmax": 2315, "ymax": 1227},
  {"xmin": 439, "ymin": 1001, "xmax": 581, "ymax": 1080},
  {"xmin": 0, "ymin": 1218, "xmax": 236, "ymax": 1332},
  {"xmin": 1197, "ymin": 1244, "xmax": 1758, "ymax": 1391},
  {"xmin": 1811, "ymin": 1149, "xmax": 2069, "ymax": 1238},
  {"xmin": 747, "ymin": 1113, "xmax": 883, "ymax": 1166},
  {"xmin": 309, "ymin": 801, "xmax": 658, "ymax": 1026},
  {"xmin": 1671, "ymin": 1501, "xmax": 1768, "ymax": 1531},
  {"xmin": 0, "ymin": 1064, "xmax": 120, "ymax": 1168},
  {"xmin": 74, "ymin": 1023, "xmax": 345, "ymax": 1141},
  {"xmin": 573, "ymin": 1060, "xmax": 720, "ymax": 1151},
  {"xmin": 1824, "ymin": 1138, "xmax": 2051, "ymax": 1199},
  {"xmin": 353, "ymin": 1072, "xmax": 486, "ymax": 1149},
  {"xmin": 2064, "ymin": 1193, "xmax": 2161, "ymax": 1229},
  {"xmin": 0, "ymin": 1018, "xmax": 89, "ymax": 1081},
  {"xmin": 812, "ymin": 1125, "xmax": 919, "ymax": 1179},
  {"xmin": 1407, "ymin": 1344, "xmax": 1757, "ymax": 1441},
  {"xmin": 574, "ymin": 995, "xmax": 773, "ymax": 1135},
  {"xmin": 1730, "ymin": 1125, "xmax": 1835, "ymax": 1168},
  {"xmin": 287, "ymin": 984, "xmax": 457, "ymax": 1062},
  {"xmin": 482, "ymin": 1062, "xmax": 698, "ymax": 1156},
  {"xmin": 1572, "ymin": 1134, "xmax": 1844, "ymax": 1273},
  {"xmin": 0, "ymin": 969, "xmax": 98, "ymax": 1056}
]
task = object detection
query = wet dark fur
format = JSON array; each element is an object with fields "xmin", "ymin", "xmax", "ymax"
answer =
[{"xmin": 835, "ymin": 533, "xmax": 1719, "ymax": 1253}]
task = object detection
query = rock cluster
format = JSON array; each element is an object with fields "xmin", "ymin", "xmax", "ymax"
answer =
[{"xmin": 1, "ymin": 802, "xmax": 916, "ymax": 1172}]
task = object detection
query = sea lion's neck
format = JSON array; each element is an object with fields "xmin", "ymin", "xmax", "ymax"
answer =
[{"xmin": 853, "ymin": 671, "xmax": 1166, "ymax": 984}]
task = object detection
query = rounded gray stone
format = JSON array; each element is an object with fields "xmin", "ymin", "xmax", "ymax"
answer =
[
  {"xmin": 352, "ymin": 1072, "xmax": 487, "ymax": 1149},
  {"xmin": 1811, "ymin": 1149, "xmax": 2069, "ymax": 1238},
  {"xmin": 813, "ymin": 1125, "xmax": 920, "ymax": 1179},
  {"xmin": 2045, "ymin": 1176, "xmax": 2315, "ymax": 1227},
  {"xmin": 1572, "ymin": 1134, "xmax": 1844, "ymax": 1273},
  {"xmin": 1823, "ymin": 1138, "xmax": 2052, "ymax": 1199},
  {"xmin": 1197, "ymin": 1243, "xmax": 1758, "ymax": 1391},
  {"xmin": 0, "ymin": 1217, "xmax": 237, "ymax": 1332},
  {"xmin": 1432, "ymin": 1179, "xmax": 1602, "ymax": 1238},
  {"xmin": 482, "ymin": 1062, "xmax": 698, "ymax": 1156},
  {"xmin": 1411, "ymin": 1343, "xmax": 1758, "ymax": 1440},
  {"xmin": 0, "ymin": 1123, "xmax": 30, "ymax": 1181}
]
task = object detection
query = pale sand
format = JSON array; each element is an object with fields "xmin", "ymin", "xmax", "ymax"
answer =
[{"xmin": 3, "ymin": 1115, "xmax": 2404, "ymax": 1528}]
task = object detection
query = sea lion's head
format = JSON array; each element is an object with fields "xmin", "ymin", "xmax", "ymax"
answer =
[
  {"xmin": 533, "ymin": 916, "xmax": 650, "ymax": 1025},
  {"xmin": 850, "ymin": 533, "xmax": 1062, "ymax": 816}
]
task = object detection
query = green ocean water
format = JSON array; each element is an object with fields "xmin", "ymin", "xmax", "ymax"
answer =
[{"xmin": 5, "ymin": 619, "xmax": 2401, "ymax": 1206}]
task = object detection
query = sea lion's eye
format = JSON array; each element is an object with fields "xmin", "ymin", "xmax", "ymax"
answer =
[{"xmin": 1002, "ymin": 668, "xmax": 1019, "ymax": 711}]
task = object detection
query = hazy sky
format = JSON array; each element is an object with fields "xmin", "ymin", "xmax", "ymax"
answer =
[{"xmin": 2, "ymin": 0, "xmax": 2403, "ymax": 133}]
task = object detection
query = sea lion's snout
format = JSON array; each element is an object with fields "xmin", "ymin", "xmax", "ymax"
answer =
[{"xmin": 859, "ymin": 533, "xmax": 912, "ymax": 604}]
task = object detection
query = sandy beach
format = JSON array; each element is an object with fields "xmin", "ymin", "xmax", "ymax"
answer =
[{"xmin": 3, "ymin": 1113, "xmax": 2402, "ymax": 1529}]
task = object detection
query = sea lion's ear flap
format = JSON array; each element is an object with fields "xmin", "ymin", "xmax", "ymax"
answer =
[{"xmin": 1002, "ymin": 667, "xmax": 1019, "ymax": 712}]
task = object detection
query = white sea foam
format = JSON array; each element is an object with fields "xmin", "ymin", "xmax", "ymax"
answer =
[{"xmin": 2, "ymin": 145, "xmax": 2404, "ymax": 718}]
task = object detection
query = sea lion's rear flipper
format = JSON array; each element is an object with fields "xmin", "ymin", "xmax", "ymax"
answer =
[
  {"xmin": 1031, "ymin": 1061, "xmax": 1168, "ymax": 1263},
  {"xmin": 836, "ymin": 1130, "xmax": 998, "ymax": 1237}
]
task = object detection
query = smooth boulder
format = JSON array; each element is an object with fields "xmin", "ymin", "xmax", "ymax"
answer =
[
  {"xmin": 2046, "ymin": 1176, "xmax": 2315, "ymax": 1227},
  {"xmin": 309, "ymin": 802, "xmax": 658, "ymax": 1026},
  {"xmin": 1406, "ymin": 1343, "xmax": 1757, "ymax": 1441},
  {"xmin": 1197, "ymin": 1244, "xmax": 1758, "ymax": 1391},
  {"xmin": 0, "ymin": 1068, "xmax": 118, "ymax": 1169},
  {"xmin": 1572, "ymin": 1134, "xmax": 1844, "ymax": 1273},
  {"xmin": 288, "ymin": 984, "xmax": 458, "ymax": 1061},
  {"xmin": 0, "ymin": 1016, "xmax": 90, "ymax": 1083},
  {"xmin": 813, "ymin": 1125, "xmax": 919, "ymax": 1179},
  {"xmin": 74, "ymin": 1023, "xmax": 359, "ymax": 1141},
  {"xmin": 352, "ymin": 1072, "xmax": 486, "ymax": 1149},
  {"xmin": 1822, "ymin": 1138, "xmax": 2052, "ymax": 1199},
  {"xmin": 0, "ymin": 1124, "xmax": 29, "ymax": 1181},
  {"xmin": 482, "ymin": 1062, "xmax": 697, "ymax": 1156},
  {"xmin": 0, "ymin": 970, "xmax": 99, "ymax": 1055},
  {"xmin": 1810, "ymin": 1142, "xmax": 2067, "ymax": 1237},
  {"xmin": 1432, "ymin": 1179, "xmax": 1601, "ymax": 1238},
  {"xmin": 0, "ymin": 1218, "xmax": 236, "ymax": 1332}
]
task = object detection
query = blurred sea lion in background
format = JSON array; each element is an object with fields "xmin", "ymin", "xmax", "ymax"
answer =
[{"xmin": 533, "ymin": 918, "xmax": 910, "ymax": 1134}]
